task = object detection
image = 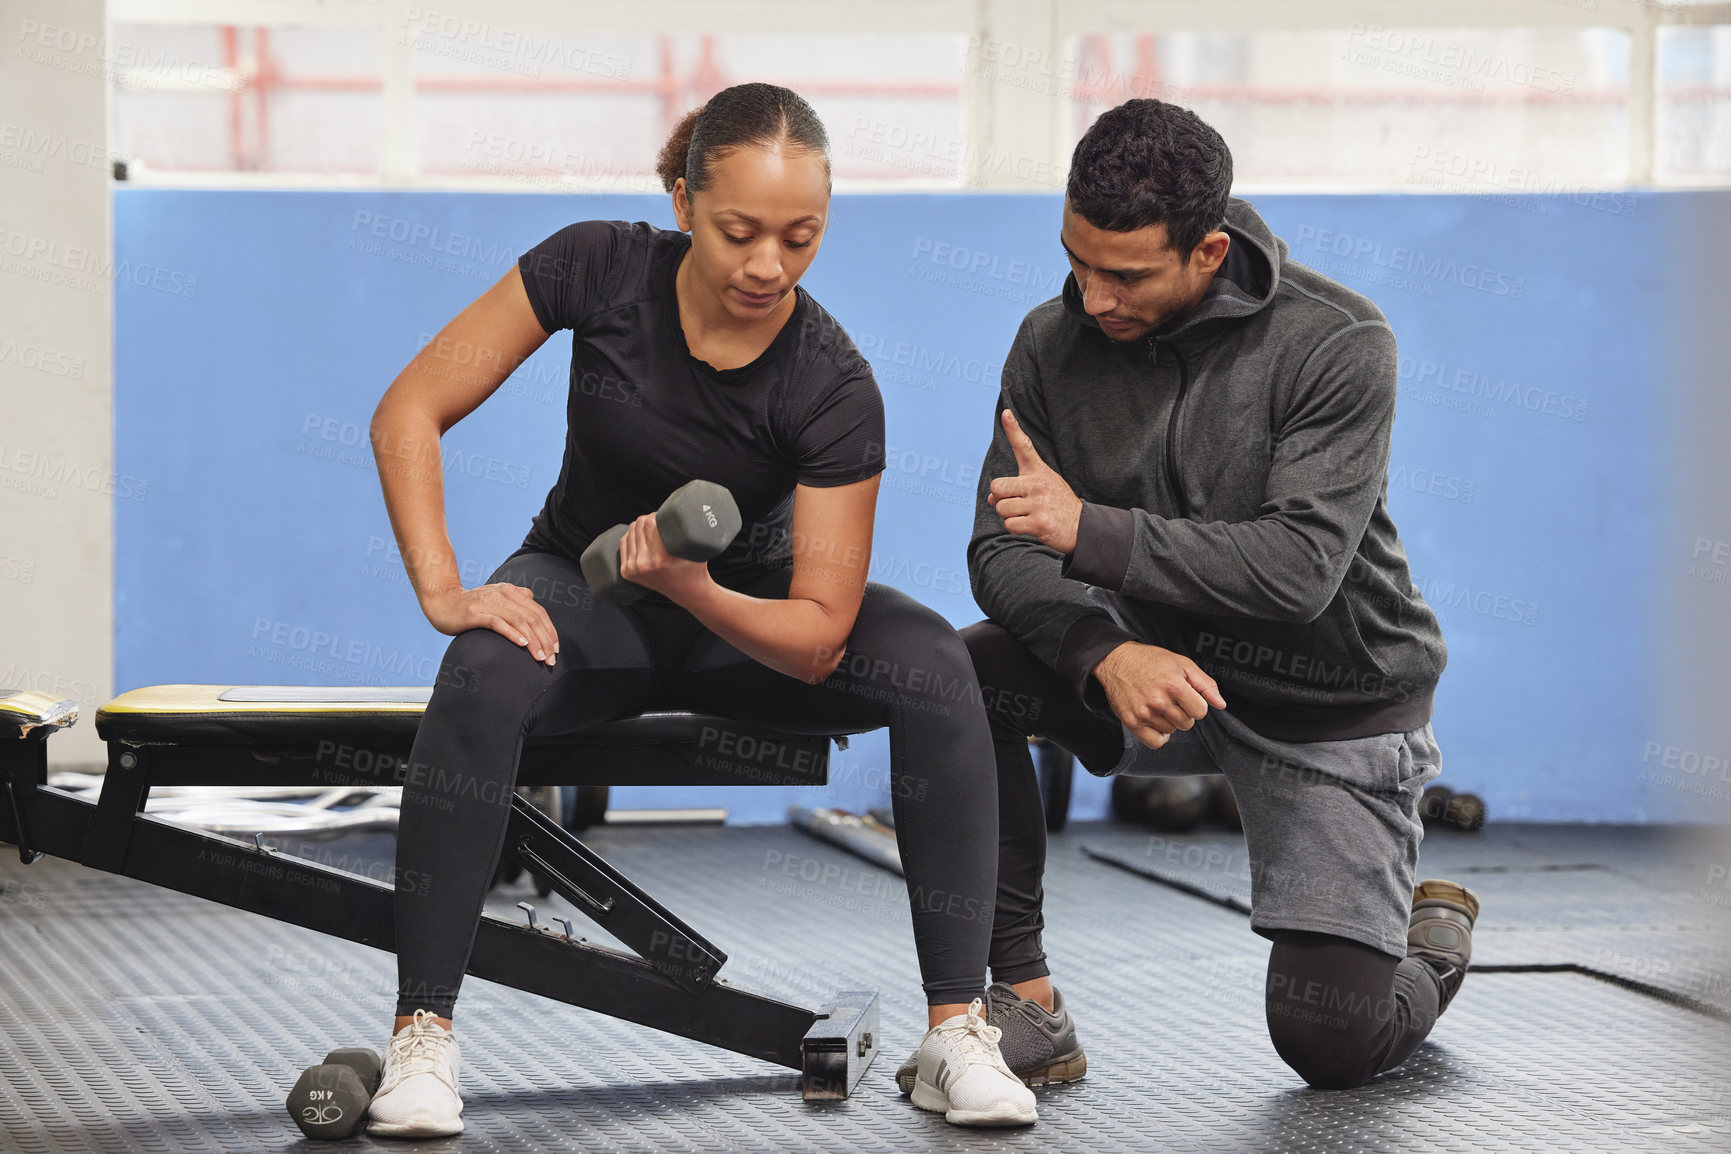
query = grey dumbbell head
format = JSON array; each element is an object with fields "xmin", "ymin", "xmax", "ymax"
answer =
[
  {"xmin": 287, "ymin": 1061, "xmax": 373, "ymax": 1140},
  {"xmin": 323, "ymin": 1047, "xmax": 382, "ymax": 1096},
  {"xmin": 657, "ymin": 480, "xmax": 742, "ymax": 561},
  {"xmin": 579, "ymin": 522, "xmax": 642, "ymax": 605}
]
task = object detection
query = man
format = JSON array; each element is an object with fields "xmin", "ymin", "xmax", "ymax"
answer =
[{"xmin": 906, "ymin": 98, "xmax": 1478, "ymax": 1093}]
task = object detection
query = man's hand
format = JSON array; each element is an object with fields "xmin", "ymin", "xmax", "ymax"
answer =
[
  {"xmin": 987, "ymin": 409, "xmax": 1083, "ymax": 555},
  {"xmin": 1094, "ymin": 642, "xmax": 1228, "ymax": 750}
]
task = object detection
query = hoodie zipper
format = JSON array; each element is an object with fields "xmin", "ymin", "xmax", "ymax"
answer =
[{"xmin": 1148, "ymin": 335, "xmax": 1192, "ymax": 519}]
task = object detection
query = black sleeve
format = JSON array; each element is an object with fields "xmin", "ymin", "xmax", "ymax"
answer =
[
  {"xmin": 967, "ymin": 315, "xmax": 1136, "ymax": 705},
  {"xmin": 793, "ymin": 362, "xmax": 886, "ymax": 488},
  {"xmin": 516, "ymin": 220, "xmax": 625, "ymax": 334}
]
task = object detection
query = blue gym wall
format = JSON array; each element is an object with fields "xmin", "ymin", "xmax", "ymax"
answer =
[{"xmin": 113, "ymin": 188, "xmax": 1718, "ymax": 824}]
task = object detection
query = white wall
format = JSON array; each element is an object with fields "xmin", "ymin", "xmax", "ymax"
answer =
[{"xmin": 1, "ymin": 0, "xmax": 114, "ymax": 768}]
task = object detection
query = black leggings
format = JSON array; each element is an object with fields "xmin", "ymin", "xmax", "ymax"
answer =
[
  {"xmin": 394, "ymin": 549, "xmax": 999, "ymax": 1017},
  {"xmin": 962, "ymin": 620, "xmax": 1441, "ymax": 1090}
]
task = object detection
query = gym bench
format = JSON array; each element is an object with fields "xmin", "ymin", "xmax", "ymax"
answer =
[{"xmin": 0, "ymin": 685, "xmax": 880, "ymax": 1099}]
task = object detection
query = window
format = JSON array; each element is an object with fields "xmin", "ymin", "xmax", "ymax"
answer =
[
  {"xmin": 1070, "ymin": 29, "xmax": 1630, "ymax": 190},
  {"xmin": 1657, "ymin": 25, "xmax": 1731, "ymax": 181}
]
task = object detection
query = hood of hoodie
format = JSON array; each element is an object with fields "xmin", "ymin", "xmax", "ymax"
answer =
[{"xmin": 1061, "ymin": 197, "xmax": 1287, "ymax": 348}]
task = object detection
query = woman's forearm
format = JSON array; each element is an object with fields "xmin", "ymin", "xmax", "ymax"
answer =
[
  {"xmin": 370, "ymin": 403, "xmax": 462, "ymax": 606},
  {"xmin": 369, "ymin": 266, "xmax": 550, "ymax": 611},
  {"xmin": 680, "ymin": 577, "xmax": 848, "ymax": 684}
]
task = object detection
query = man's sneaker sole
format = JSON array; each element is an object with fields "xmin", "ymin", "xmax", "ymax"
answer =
[
  {"xmin": 1409, "ymin": 878, "xmax": 1480, "ymax": 961},
  {"xmin": 1413, "ymin": 878, "xmax": 1480, "ymax": 922},
  {"xmin": 1409, "ymin": 878, "xmax": 1481, "ymax": 1013},
  {"xmin": 1022, "ymin": 1047, "xmax": 1087, "ymax": 1086},
  {"xmin": 910, "ymin": 1076, "xmax": 1038, "ymax": 1127}
]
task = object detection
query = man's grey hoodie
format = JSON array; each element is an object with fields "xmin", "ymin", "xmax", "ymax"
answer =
[{"xmin": 968, "ymin": 198, "xmax": 1447, "ymax": 743}]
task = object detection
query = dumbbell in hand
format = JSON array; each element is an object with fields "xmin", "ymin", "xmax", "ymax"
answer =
[
  {"xmin": 580, "ymin": 480, "xmax": 742, "ymax": 604},
  {"xmin": 286, "ymin": 1046, "xmax": 382, "ymax": 1140}
]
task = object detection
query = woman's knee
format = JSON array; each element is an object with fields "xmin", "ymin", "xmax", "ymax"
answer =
[
  {"xmin": 430, "ymin": 627, "xmax": 548, "ymax": 717},
  {"xmin": 851, "ymin": 585, "xmax": 978, "ymax": 687}
]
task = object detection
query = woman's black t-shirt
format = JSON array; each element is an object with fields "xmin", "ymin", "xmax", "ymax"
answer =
[{"xmin": 514, "ymin": 220, "xmax": 885, "ymax": 596}]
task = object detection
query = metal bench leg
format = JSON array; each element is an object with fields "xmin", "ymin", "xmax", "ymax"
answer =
[
  {"xmin": 0, "ymin": 731, "xmax": 48, "ymax": 865},
  {"xmin": 81, "ymin": 745, "xmax": 152, "ymax": 873},
  {"xmin": 504, "ymin": 794, "xmax": 726, "ymax": 993}
]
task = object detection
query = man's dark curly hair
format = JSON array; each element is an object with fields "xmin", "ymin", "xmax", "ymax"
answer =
[{"xmin": 1066, "ymin": 99, "xmax": 1233, "ymax": 260}]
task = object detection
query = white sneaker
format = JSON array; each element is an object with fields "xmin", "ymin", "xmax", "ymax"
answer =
[
  {"xmin": 910, "ymin": 998, "xmax": 1038, "ymax": 1127},
  {"xmin": 366, "ymin": 1009, "xmax": 464, "ymax": 1138}
]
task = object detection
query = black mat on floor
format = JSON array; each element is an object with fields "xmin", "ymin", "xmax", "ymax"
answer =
[
  {"xmin": 1079, "ymin": 821, "xmax": 1731, "ymax": 1016},
  {"xmin": 1, "ymin": 821, "xmax": 1727, "ymax": 1153}
]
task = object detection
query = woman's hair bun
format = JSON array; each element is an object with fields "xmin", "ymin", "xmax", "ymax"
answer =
[
  {"xmin": 655, "ymin": 105, "xmax": 705, "ymax": 193},
  {"xmin": 654, "ymin": 84, "xmax": 829, "ymax": 197}
]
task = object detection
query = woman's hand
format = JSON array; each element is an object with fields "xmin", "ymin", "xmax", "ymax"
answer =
[
  {"xmin": 618, "ymin": 513, "xmax": 715, "ymax": 605},
  {"xmin": 419, "ymin": 584, "xmax": 559, "ymax": 667}
]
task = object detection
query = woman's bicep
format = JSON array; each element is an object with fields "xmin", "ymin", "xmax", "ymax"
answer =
[
  {"xmin": 376, "ymin": 265, "xmax": 551, "ymax": 433},
  {"xmin": 786, "ymin": 475, "xmax": 880, "ymax": 645}
]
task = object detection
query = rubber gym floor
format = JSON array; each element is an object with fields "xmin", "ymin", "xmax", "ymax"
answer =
[{"xmin": 2, "ymin": 819, "xmax": 1726, "ymax": 1153}]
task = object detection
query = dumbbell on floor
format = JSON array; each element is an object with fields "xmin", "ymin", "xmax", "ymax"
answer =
[
  {"xmin": 286, "ymin": 1046, "xmax": 382, "ymax": 1140},
  {"xmin": 580, "ymin": 480, "xmax": 742, "ymax": 604},
  {"xmin": 1112, "ymin": 775, "xmax": 1212, "ymax": 832},
  {"xmin": 1420, "ymin": 785, "xmax": 1487, "ymax": 832},
  {"xmin": 1212, "ymin": 776, "xmax": 1242, "ymax": 832},
  {"xmin": 1111, "ymin": 774, "xmax": 1240, "ymax": 833}
]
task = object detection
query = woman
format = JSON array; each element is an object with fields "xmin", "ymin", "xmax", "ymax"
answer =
[{"xmin": 363, "ymin": 83, "xmax": 1035, "ymax": 1136}]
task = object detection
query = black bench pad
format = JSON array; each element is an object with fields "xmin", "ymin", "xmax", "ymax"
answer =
[{"xmin": 93, "ymin": 685, "xmax": 863, "ymax": 750}]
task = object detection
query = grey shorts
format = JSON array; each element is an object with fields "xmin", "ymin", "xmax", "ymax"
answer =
[{"xmin": 1105, "ymin": 711, "xmax": 1443, "ymax": 959}]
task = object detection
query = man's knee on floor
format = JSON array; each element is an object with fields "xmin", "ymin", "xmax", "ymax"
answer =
[
  {"xmin": 1264, "ymin": 955, "xmax": 1402, "ymax": 1090},
  {"xmin": 1265, "ymin": 1009, "xmax": 1382, "ymax": 1090},
  {"xmin": 1263, "ymin": 929, "xmax": 1416, "ymax": 1089}
]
